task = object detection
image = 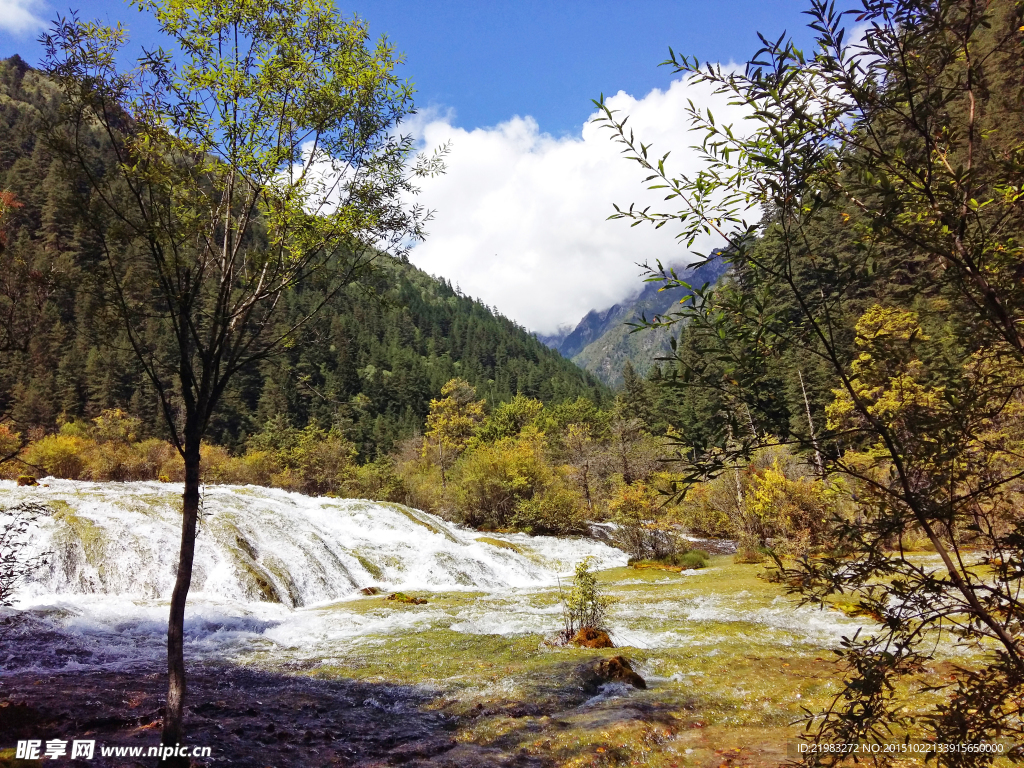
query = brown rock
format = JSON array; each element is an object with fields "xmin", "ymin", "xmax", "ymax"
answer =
[
  {"xmin": 571, "ymin": 627, "xmax": 614, "ymax": 648},
  {"xmin": 16, "ymin": 476, "xmax": 38, "ymax": 487},
  {"xmin": 360, "ymin": 586, "xmax": 381, "ymax": 595},
  {"xmin": 631, "ymin": 562, "xmax": 683, "ymax": 573},
  {"xmin": 578, "ymin": 655, "xmax": 647, "ymax": 693},
  {"xmin": 385, "ymin": 592, "xmax": 427, "ymax": 605}
]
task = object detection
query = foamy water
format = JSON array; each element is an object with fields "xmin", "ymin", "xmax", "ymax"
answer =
[
  {"xmin": 0, "ymin": 480, "xmax": 867, "ymax": 676},
  {"xmin": 1, "ymin": 480, "xmax": 626, "ymax": 673},
  {"xmin": 5, "ymin": 480, "xmax": 623, "ymax": 604}
]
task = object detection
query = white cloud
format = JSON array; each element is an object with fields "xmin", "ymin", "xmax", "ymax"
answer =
[
  {"xmin": 0, "ymin": 0, "xmax": 47, "ymax": 35},
  {"xmin": 405, "ymin": 72, "xmax": 750, "ymax": 335}
]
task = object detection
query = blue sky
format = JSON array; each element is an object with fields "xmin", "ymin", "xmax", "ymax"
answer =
[
  {"xmin": 1, "ymin": 1, "xmax": 813, "ymax": 134},
  {"xmin": 0, "ymin": 0, "xmax": 821, "ymax": 332}
]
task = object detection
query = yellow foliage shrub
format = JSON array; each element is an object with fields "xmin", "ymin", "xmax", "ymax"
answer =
[
  {"xmin": 511, "ymin": 475, "xmax": 586, "ymax": 535},
  {"xmin": 677, "ymin": 473, "xmax": 741, "ymax": 538},
  {"xmin": 451, "ymin": 433, "xmax": 551, "ymax": 528},
  {"xmin": 23, "ymin": 434, "xmax": 91, "ymax": 479}
]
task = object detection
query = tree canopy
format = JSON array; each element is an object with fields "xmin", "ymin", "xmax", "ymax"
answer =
[{"xmin": 599, "ymin": 0, "xmax": 1024, "ymax": 759}]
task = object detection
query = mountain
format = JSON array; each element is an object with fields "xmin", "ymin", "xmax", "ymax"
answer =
[
  {"xmin": 0, "ymin": 56, "xmax": 609, "ymax": 457},
  {"xmin": 541, "ymin": 259, "xmax": 728, "ymax": 388}
]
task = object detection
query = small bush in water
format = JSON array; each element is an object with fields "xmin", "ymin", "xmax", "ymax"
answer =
[{"xmin": 560, "ymin": 557, "xmax": 609, "ymax": 641}]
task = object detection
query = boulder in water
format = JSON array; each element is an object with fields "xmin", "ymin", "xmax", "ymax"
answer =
[
  {"xmin": 16, "ymin": 475, "xmax": 38, "ymax": 486},
  {"xmin": 385, "ymin": 592, "xmax": 427, "ymax": 605},
  {"xmin": 571, "ymin": 627, "xmax": 613, "ymax": 648},
  {"xmin": 577, "ymin": 655, "xmax": 646, "ymax": 693},
  {"xmin": 360, "ymin": 586, "xmax": 381, "ymax": 595}
]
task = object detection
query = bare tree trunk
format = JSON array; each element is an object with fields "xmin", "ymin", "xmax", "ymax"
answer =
[
  {"xmin": 798, "ymin": 369, "xmax": 824, "ymax": 476},
  {"xmin": 161, "ymin": 435, "xmax": 201, "ymax": 766},
  {"xmin": 581, "ymin": 464, "xmax": 593, "ymax": 512}
]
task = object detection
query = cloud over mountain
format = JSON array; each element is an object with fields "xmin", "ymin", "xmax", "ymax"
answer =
[{"xmin": 406, "ymin": 71, "xmax": 747, "ymax": 335}]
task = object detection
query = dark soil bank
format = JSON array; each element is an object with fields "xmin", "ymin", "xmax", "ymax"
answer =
[{"xmin": 0, "ymin": 666, "xmax": 533, "ymax": 767}]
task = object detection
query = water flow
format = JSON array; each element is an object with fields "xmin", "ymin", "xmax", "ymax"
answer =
[
  {"xmin": 4, "ymin": 480, "xmax": 625, "ymax": 606},
  {"xmin": 0, "ymin": 480, "xmax": 627, "ymax": 674}
]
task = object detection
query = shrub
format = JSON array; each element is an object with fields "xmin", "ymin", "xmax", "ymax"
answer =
[
  {"xmin": 234, "ymin": 449, "xmax": 283, "ymax": 486},
  {"xmin": 352, "ymin": 458, "xmax": 405, "ymax": 503},
  {"xmin": 607, "ymin": 481, "xmax": 676, "ymax": 560},
  {"xmin": 510, "ymin": 476, "xmax": 586, "ymax": 535},
  {"xmin": 90, "ymin": 409, "xmax": 142, "ymax": 444},
  {"xmin": 474, "ymin": 394, "xmax": 543, "ymax": 443},
  {"xmin": 22, "ymin": 434, "xmax": 90, "ymax": 479},
  {"xmin": 664, "ymin": 549, "xmax": 709, "ymax": 569},
  {"xmin": 0, "ymin": 423, "xmax": 21, "ymax": 460},
  {"xmin": 560, "ymin": 557, "xmax": 609, "ymax": 640},
  {"xmin": 676, "ymin": 473, "xmax": 740, "ymax": 538},
  {"xmin": 288, "ymin": 426, "xmax": 358, "ymax": 496},
  {"xmin": 84, "ymin": 437, "xmax": 175, "ymax": 481},
  {"xmin": 734, "ymin": 536, "xmax": 767, "ymax": 564},
  {"xmin": 239, "ymin": 422, "xmax": 358, "ymax": 496},
  {"xmin": 628, "ymin": 548, "xmax": 710, "ymax": 570},
  {"xmin": 451, "ymin": 433, "xmax": 551, "ymax": 528}
]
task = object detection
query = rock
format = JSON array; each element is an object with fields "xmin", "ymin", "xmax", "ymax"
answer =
[
  {"xmin": 577, "ymin": 656, "xmax": 647, "ymax": 693},
  {"xmin": 360, "ymin": 586, "xmax": 381, "ymax": 595},
  {"xmin": 16, "ymin": 475, "xmax": 38, "ymax": 486},
  {"xmin": 385, "ymin": 592, "xmax": 427, "ymax": 605},
  {"xmin": 631, "ymin": 563, "xmax": 683, "ymax": 573},
  {"xmin": 571, "ymin": 627, "xmax": 614, "ymax": 649}
]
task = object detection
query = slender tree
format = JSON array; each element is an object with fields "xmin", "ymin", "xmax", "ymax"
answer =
[
  {"xmin": 41, "ymin": 0, "xmax": 442, "ymax": 756},
  {"xmin": 423, "ymin": 377, "xmax": 485, "ymax": 486}
]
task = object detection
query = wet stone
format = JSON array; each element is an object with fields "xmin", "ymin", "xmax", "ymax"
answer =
[{"xmin": 577, "ymin": 655, "xmax": 647, "ymax": 694}]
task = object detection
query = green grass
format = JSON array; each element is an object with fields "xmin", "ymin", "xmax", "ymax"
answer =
[{"xmin": 226, "ymin": 556, "xmax": 1004, "ymax": 766}]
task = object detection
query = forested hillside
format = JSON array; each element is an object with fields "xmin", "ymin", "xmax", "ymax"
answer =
[{"xmin": 0, "ymin": 55, "xmax": 607, "ymax": 458}]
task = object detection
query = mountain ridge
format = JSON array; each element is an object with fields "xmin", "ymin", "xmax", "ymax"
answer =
[{"xmin": 540, "ymin": 258, "xmax": 728, "ymax": 388}]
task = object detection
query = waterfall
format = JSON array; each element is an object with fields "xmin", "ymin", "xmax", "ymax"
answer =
[{"xmin": 4, "ymin": 480, "xmax": 626, "ymax": 607}]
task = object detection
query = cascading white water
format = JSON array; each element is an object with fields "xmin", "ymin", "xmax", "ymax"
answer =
[
  {"xmin": 5, "ymin": 479, "xmax": 626, "ymax": 605},
  {"xmin": 0, "ymin": 480, "xmax": 628, "ymax": 674},
  {"xmin": 1, "ymin": 480, "xmax": 872, "ymax": 679}
]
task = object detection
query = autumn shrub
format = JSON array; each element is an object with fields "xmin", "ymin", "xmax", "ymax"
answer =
[
  {"xmin": 474, "ymin": 394, "xmax": 543, "ymax": 443},
  {"xmin": 351, "ymin": 458, "xmax": 405, "ymax": 503},
  {"xmin": 510, "ymin": 475, "xmax": 586, "ymax": 535},
  {"xmin": 676, "ymin": 471, "xmax": 741, "ymax": 538},
  {"xmin": 0, "ymin": 424, "xmax": 20, "ymax": 460},
  {"xmin": 233, "ymin": 449, "xmax": 282, "ymax": 486},
  {"xmin": 607, "ymin": 480, "xmax": 676, "ymax": 560},
  {"xmin": 90, "ymin": 409, "xmax": 142, "ymax": 444},
  {"xmin": 85, "ymin": 437, "xmax": 177, "ymax": 481},
  {"xmin": 450, "ymin": 432, "xmax": 551, "ymax": 528},
  {"xmin": 0, "ymin": 424, "xmax": 22, "ymax": 479},
  {"xmin": 286, "ymin": 425, "xmax": 358, "ymax": 496},
  {"xmin": 23, "ymin": 433, "xmax": 90, "ymax": 479},
  {"xmin": 395, "ymin": 459, "xmax": 446, "ymax": 514},
  {"xmin": 677, "ymin": 444, "xmax": 843, "ymax": 556},
  {"xmin": 237, "ymin": 421, "xmax": 359, "ymax": 496}
]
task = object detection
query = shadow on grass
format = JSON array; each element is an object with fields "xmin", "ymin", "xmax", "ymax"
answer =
[{"xmin": 0, "ymin": 655, "xmax": 698, "ymax": 768}]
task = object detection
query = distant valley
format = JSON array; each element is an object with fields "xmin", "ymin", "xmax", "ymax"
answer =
[{"xmin": 539, "ymin": 259, "xmax": 727, "ymax": 388}]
